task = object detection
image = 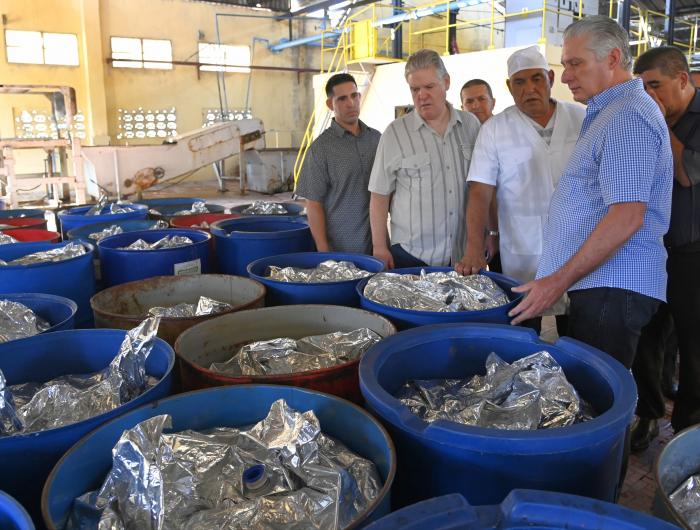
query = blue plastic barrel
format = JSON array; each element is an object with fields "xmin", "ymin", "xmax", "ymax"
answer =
[
  {"xmin": 0, "ymin": 241, "xmax": 96, "ymax": 328},
  {"xmin": 247, "ymin": 252, "xmax": 385, "ymax": 306},
  {"xmin": 0, "ymin": 329, "xmax": 174, "ymax": 525},
  {"xmin": 364, "ymin": 490, "xmax": 678, "ymax": 530},
  {"xmin": 359, "ymin": 323, "xmax": 637, "ymax": 508},
  {"xmin": 98, "ymin": 229, "xmax": 211, "ymax": 287},
  {"xmin": 42, "ymin": 385, "xmax": 395, "ymax": 529},
  {"xmin": 140, "ymin": 197, "xmax": 205, "ymax": 208},
  {"xmin": 356, "ymin": 267, "xmax": 522, "ymax": 329},
  {"xmin": 57, "ymin": 204, "xmax": 148, "ymax": 238},
  {"xmin": 66, "ymin": 219, "xmax": 162, "ymax": 242},
  {"xmin": 0, "ymin": 208, "xmax": 45, "ymax": 220},
  {"xmin": 0, "ymin": 293, "xmax": 77, "ymax": 337},
  {"xmin": 0, "ymin": 491, "xmax": 34, "ymax": 530},
  {"xmin": 230, "ymin": 202, "xmax": 305, "ymax": 216},
  {"xmin": 653, "ymin": 424, "xmax": 700, "ymax": 528},
  {"xmin": 211, "ymin": 216, "xmax": 314, "ymax": 276}
]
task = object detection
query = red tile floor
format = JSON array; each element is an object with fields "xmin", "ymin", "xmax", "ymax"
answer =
[{"xmin": 619, "ymin": 401, "xmax": 675, "ymax": 514}]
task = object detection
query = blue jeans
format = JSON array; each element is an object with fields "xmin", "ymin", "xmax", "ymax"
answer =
[
  {"xmin": 390, "ymin": 244, "xmax": 428, "ymax": 269},
  {"xmin": 568, "ymin": 287, "xmax": 659, "ymax": 369}
]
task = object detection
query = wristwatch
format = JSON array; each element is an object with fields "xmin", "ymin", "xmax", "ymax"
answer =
[{"xmin": 487, "ymin": 230, "xmax": 499, "ymax": 237}]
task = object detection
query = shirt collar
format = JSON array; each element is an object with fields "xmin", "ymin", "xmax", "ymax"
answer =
[
  {"xmin": 330, "ymin": 118, "xmax": 367, "ymax": 138},
  {"xmin": 685, "ymin": 89, "xmax": 700, "ymax": 114},
  {"xmin": 411, "ymin": 102, "xmax": 462, "ymax": 131},
  {"xmin": 587, "ymin": 77, "xmax": 641, "ymax": 112}
]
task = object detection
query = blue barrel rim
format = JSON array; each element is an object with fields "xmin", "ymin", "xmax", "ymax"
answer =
[
  {"xmin": 41, "ymin": 383, "xmax": 397, "ymax": 530},
  {"xmin": 356, "ymin": 267, "xmax": 522, "ymax": 317},
  {"xmin": 58, "ymin": 203, "xmax": 148, "ymax": 218},
  {"xmin": 0, "ymin": 292, "xmax": 78, "ymax": 333},
  {"xmin": 66, "ymin": 219, "xmax": 162, "ymax": 240},
  {"xmin": 97, "ymin": 228, "xmax": 211, "ymax": 252},
  {"xmin": 0, "ymin": 329, "xmax": 175, "ymax": 441},
  {"xmin": 229, "ymin": 202, "xmax": 305, "ymax": 215},
  {"xmin": 0, "ymin": 208, "xmax": 46, "ymax": 220},
  {"xmin": 139, "ymin": 197, "xmax": 206, "ymax": 207},
  {"xmin": 0, "ymin": 241, "xmax": 95, "ymax": 270},
  {"xmin": 654, "ymin": 423, "xmax": 700, "ymax": 529},
  {"xmin": 247, "ymin": 252, "xmax": 385, "ymax": 287},
  {"xmin": 0, "ymin": 490, "xmax": 34, "ymax": 529},
  {"xmin": 210, "ymin": 216, "xmax": 309, "ymax": 238},
  {"xmin": 359, "ymin": 322, "xmax": 637, "ymax": 451},
  {"xmin": 364, "ymin": 489, "xmax": 679, "ymax": 530},
  {"xmin": 173, "ymin": 303, "xmax": 397, "ymax": 380}
]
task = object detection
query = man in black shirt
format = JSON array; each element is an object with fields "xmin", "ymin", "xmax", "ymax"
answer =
[{"xmin": 631, "ymin": 47, "xmax": 700, "ymax": 450}]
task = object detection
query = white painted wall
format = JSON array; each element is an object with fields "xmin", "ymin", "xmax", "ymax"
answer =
[{"xmin": 313, "ymin": 43, "xmax": 582, "ymax": 135}]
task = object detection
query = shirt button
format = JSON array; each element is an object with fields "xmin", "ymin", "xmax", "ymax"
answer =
[
  {"xmin": 448, "ymin": 190, "xmax": 453, "ymax": 194},
  {"xmin": 449, "ymin": 211, "xmax": 453, "ymax": 216},
  {"xmin": 446, "ymin": 166, "xmax": 451, "ymax": 170}
]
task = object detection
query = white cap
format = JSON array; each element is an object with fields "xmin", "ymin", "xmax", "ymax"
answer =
[{"xmin": 507, "ymin": 45, "xmax": 549, "ymax": 78}]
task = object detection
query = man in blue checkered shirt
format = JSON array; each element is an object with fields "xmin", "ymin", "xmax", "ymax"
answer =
[{"xmin": 509, "ymin": 16, "xmax": 673, "ymax": 370}]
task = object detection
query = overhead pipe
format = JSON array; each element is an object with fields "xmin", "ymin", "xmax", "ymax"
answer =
[
  {"xmin": 268, "ymin": 0, "xmax": 485, "ymax": 51},
  {"xmin": 269, "ymin": 30, "xmax": 342, "ymax": 51}
]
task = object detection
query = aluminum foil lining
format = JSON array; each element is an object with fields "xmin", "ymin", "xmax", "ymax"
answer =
[
  {"xmin": 210, "ymin": 328, "xmax": 382, "ymax": 376},
  {"xmin": 0, "ymin": 317, "xmax": 161, "ymax": 436},
  {"xmin": 86, "ymin": 197, "xmax": 132, "ymax": 216},
  {"xmin": 0, "ymin": 300, "xmax": 51, "ymax": 343},
  {"xmin": 89, "ymin": 225, "xmax": 123, "ymax": 241},
  {"xmin": 67, "ymin": 398, "xmax": 382, "ymax": 530},
  {"xmin": 0, "ymin": 242, "xmax": 87, "ymax": 267},
  {"xmin": 670, "ymin": 473, "xmax": 700, "ymax": 529},
  {"xmin": 268, "ymin": 260, "xmax": 373, "ymax": 283},
  {"xmin": 0, "ymin": 233, "xmax": 18, "ymax": 245},
  {"xmin": 396, "ymin": 351, "xmax": 596, "ymax": 430},
  {"xmin": 242, "ymin": 201, "xmax": 289, "ymax": 215},
  {"xmin": 152, "ymin": 220, "xmax": 170, "ymax": 229},
  {"xmin": 364, "ymin": 270, "xmax": 509, "ymax": 312},
  {"xmin": 172, "ymin": 201, "xmax": 210, "ymax": 216},
  {"xmin": 148, "ymin": 296, "xmax": 232, "ymax": 318},
  {"xmin": 121, "ymin": 236, "xmax": 193, "ymax": 250}
]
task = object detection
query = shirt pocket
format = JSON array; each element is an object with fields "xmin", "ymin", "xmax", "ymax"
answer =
[
  {"xmin": 399, "ymin": 152, "xmax": 431, "ymax": 179},
  {"xmin": 460, "ymin": 145, "xmax": 473, "ymax": 174}
]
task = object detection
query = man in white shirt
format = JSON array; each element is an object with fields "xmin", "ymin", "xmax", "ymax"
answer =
[
  {"xmin": 369, "ymin": 49, "xmax": 481, "ymax": 269},
  {"xmin": 456, "ymin": 45, "xmax": 585, "ymax": 334}
]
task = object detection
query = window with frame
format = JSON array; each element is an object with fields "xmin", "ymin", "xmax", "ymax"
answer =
[
  {"xmin": 198, "ymin": 43, "xmax": 250, "ymax": 73},
  {"xmin": 111, "ymin": 37, "xmax": 172, "ymax": 69},
  {"xmin": 5, "ymin": 30, "xmax": 79, "ymax": 66}
]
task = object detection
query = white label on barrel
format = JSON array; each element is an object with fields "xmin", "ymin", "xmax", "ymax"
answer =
[{"xmin": 174, "ymin": 258, "xmax": 201, "ymax": 276}]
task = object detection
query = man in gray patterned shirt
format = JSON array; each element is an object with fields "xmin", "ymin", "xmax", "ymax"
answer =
[
  {"xmin": 295, "ymin": 73, "xmax": 381, "ymax": 254},
  {"xmin": 369, "ymin": 49, "xmax": 480, "ymax": 268}
]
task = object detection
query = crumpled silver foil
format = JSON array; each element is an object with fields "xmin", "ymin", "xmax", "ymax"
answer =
[
  {"xmin": 0, "ymin": 300, "xmax": 51, "ymax": 343},
  {"xmin": 0, "ymin": 371, "xmax": 22, "ymax": 434},
  {"xmin": 268, "ymin": 260, "xmax": 373, "ymax": 283},
  {"xmin": 172, "ymin": 201, "xmax": 210, "ymax": 217},
  {"xmin": 67, "ymin": 398, "xmax": 382, "ymax": 530},
  {"xmin": 89, "ymin": 225, "xmax": 124, "ymax": 241},
  {"xmin": 0, "ymin": 233, "xmax": 18, "ymax": 245},
  {"xmin": 670, "ymin": 473, "xmax": 700, "ymax": 529},
  {"xmin": 148, "ymin": 296, "xmax": 232, "ymax": 318},
  {"xmin": 364, "ymin": 270, "xmax": 509, "ymax": 312},
  {"xmin": 0, "ymin": 317, "xmax": 161, "ymax": 436},
  {"xmin": 86, "ymin": 197, "xmax": 131, "ymax": 216},
  {"xmin": 242, "ymin": 201, "xmax": 288, "ymax": 215},
  {"xmin": 210, "ymin": 328, "xmax": 381, "ymax": 376},
  {"xmin": 121, "ymin": 236, "xmax": 193, "ymax": 250},
  {"xmin": 153, "ymin": 220, "xmax": 170, "ymax": 229},
  {"xmin": 396, "ymin": 351, "xmax": 595, "ymax": 430},
  {"xmin": 0, "ymin": 242, "xmax": 87, "ymax": 267}
]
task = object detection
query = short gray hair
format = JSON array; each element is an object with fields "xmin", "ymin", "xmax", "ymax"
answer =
[
  {"xmin": 405, "ymin": 49, "xmax": 448, "ymax": 80},
  {"xmin": 563, "ymin": 15, "xmax": 633, "ymax": 71}
]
